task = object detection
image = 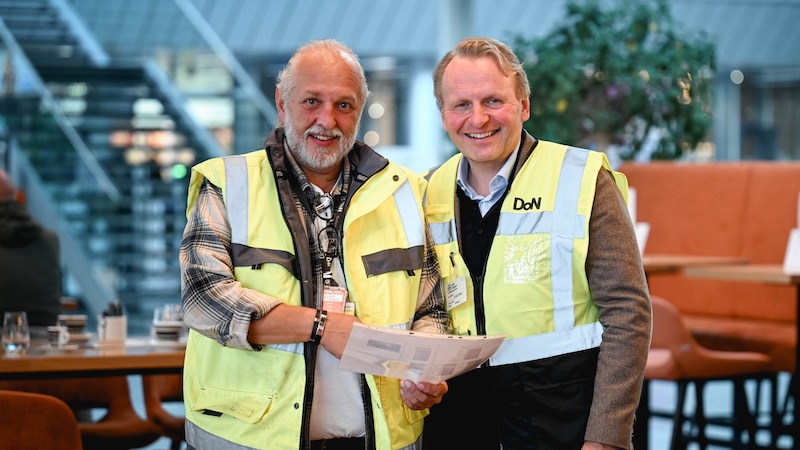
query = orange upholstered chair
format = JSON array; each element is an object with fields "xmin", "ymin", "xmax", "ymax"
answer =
[
  {"xmin": 142, "ymin": 373, "xmax": 186, "ymax": 449},
  {"xmin": 0, "ymin": 389, "xmax": 83, "ymax": 449},
  {"xmin": 0, "ymin": 376, "xmax": 162, "ymax": 450},
  {"xmin": 643, "ymin": 296, "xmax": 773, "ymax": 449}
]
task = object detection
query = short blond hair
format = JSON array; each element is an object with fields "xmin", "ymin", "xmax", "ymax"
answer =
[{"xmin": 433, "ymin": 36, "xmax": 530, "ymax": 111}]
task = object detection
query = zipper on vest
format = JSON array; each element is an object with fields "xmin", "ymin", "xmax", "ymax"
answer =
[
  {"xmin": 474, "ymin": 274, "xmax": 491, "ymax": 368},
  {"xmin": 474, "ymin": 274, "xmax": 487, "ymax": 336}
]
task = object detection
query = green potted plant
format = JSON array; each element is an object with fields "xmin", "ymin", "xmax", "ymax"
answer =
[{"xmin": 512, "ymin": 0, "xmax": 716, "ymax": 162}]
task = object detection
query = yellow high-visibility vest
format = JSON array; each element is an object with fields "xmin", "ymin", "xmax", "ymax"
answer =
[
  {"xmin": 184, "ymin": 149, "xmax": 429, "ymax": 449},
  {"xmin": 425, "ymin": 141, "xmax": 628, "ymax": 365}
]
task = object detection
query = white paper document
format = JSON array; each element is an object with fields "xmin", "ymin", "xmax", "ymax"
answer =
[{"xmin": 338, "ymin": 323, "xmax": 505, "ymax": 383}]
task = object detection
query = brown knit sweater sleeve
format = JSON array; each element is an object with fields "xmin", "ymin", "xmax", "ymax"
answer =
[{"xmin": 583, "ymin": 169, "xmax": 652, "ymax": 449}]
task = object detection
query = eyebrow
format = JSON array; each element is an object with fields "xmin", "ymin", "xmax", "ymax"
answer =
[{"xmin": 301, "ymin": 89, "xmax": 358, "ymax": 104}]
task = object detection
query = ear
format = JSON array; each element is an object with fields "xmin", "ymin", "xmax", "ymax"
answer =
[
  {"xmin": 275, "ymin": 89, "xmax": 286, "ymax": 123},
  {"xmin": 521, "ymin": 98, "xmax": 531, "ymax": 122}
]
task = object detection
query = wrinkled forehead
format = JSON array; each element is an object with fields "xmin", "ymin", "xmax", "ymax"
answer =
[{"xmin": 295, "ymin": 53, "xmax": 363, "ymax": 103}]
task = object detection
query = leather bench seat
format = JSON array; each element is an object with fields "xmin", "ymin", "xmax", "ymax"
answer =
[{"xmin": 619, "ymin": 161, "xmax": 800, "ymax": 376}]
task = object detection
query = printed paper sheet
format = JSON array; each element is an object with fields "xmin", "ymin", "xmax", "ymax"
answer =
[{"xmin": 338, "ymin": 323, "xmax": 504, "ymax": 383}]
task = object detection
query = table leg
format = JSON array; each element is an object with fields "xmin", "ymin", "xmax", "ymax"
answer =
[{"xmin": 790, "ymin": 289, "xmax": 799, "ymax": 447}]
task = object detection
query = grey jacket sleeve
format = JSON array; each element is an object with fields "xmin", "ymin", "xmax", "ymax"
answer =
[{"xmin": 584, "ymin": 169, "xmax": 652, "ymax": 449}]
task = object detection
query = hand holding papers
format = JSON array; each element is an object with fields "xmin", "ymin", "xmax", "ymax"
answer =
[{"xmin": 338, "ymin": 323, "xmax": 504, "ymax": 384}]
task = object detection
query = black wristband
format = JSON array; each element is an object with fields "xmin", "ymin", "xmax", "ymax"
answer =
[{"xmin": 309, "ymin": 309, "xmax": 327, "ymax": 344}]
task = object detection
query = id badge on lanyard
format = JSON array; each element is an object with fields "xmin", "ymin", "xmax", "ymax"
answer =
[{"xmin": 322, "ymin": 258, "xmax": 355, "ymax": 315}]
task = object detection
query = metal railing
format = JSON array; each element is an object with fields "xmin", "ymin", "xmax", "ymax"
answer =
[
  {"xmin": 0, "ymin": 17, "xmax": 120, "ymax": 202},
  {"xmin": 173, "ymin": 0, "xmax": 279, "ymax": 134}
]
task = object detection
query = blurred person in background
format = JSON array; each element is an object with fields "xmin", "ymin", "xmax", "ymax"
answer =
[
  {"xmin": 0, "ymin": 168, "xmax": 61, "ymax": 327},
  {"xmin": 422, "ymin": 37, "xmax": 651, "ymax": 450},
  {"xmin": 179, "ymin": 39, "xmax": 449, "ymax": 450}
]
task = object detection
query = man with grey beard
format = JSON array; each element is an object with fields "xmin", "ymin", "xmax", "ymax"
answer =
[{"xmin": 179, "ymin": 39, "xmax": 449, "ymax": 450}]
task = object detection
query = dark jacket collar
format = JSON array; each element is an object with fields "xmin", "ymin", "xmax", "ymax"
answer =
[{"xmin": 510, "ymin": 130, "xmax": 539, "ymax": 183}]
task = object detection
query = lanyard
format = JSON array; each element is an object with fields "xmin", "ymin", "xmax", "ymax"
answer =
[{"xmin": 306, "ymin": 187, "xmax": 345, "ymax": 275}]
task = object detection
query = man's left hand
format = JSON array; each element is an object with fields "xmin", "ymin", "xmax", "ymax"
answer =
[{"xmin": 399, "ymin": 380, "xmax": 448, "ymax": 410}]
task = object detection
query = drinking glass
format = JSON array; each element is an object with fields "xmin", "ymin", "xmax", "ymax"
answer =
[
  {"xmin": 153, "ymin": 304, "xmax": 183, "ymax": 324},
  {"xmin": 2, "ymin": 311, "xmax": 30, "ymax": 355},
  {"xmin": 152, "ymin": 304, "xmax": 184, "ymax": 341}
]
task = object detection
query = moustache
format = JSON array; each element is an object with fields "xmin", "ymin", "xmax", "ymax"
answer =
[{"xmin": 305, "ymin": 126, "xmax": 344, "ymax": 140}]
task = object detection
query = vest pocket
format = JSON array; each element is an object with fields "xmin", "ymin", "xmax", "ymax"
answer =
[
  {"xmin": 232, "ymin": 244, "xmax": 298, "ymax": 279},
  {"xmin": 402, "ymin": 402, "xmax": 428, "ymax": 425},
  {"xmin": 192, "ymin": 385, "xmax": 272, "ymax": 424},
  {"xmin": 362, "ymin": 246, "xmax": 423, "ymax": 277}
]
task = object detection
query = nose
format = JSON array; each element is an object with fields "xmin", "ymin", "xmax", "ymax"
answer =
[
  {"xmin": 315, "ymin": 104, "xmax": 337, "ymax": 129},
  {"xmin": 468, "ymin": 105, "xmax": 489, "ymax": 127}
]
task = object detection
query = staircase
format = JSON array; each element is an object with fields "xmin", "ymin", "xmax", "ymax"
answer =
[{"xmin": 0, "ymin": 0, "xmax": 224, "ymax": 332}]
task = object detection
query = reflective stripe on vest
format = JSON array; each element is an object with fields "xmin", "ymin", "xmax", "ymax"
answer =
[
  {"xmin": 224, "ymin": 157, "xmax": 250, "ymax": 245},
  {"xmin": 186, "ymin": 420, "xmax": 259, "ymax": 450},
  {"xmin": 224, "ymin": 156, "xmax": 302, "ymax": 356},
  {"xmin": 187, "ymin": 423, "xmax": 423, "ymax": 450},
  {"xmin": 266, "ymin": 342, "xmax": 303, "ymax": 354},
  {"xmin": 430, "ymin": 219, "xmax": 456, "ymax": 247},
  {"xmin": 491, "ymin": 321, "xmax": 603, "ymax": 366},
  {"xmin": 496, "ymin": 148, "xmax": 588, "ymax": 333},
  {"xmin": 394, "ymin": 179, "xmax": 425, "ymax": 248}
]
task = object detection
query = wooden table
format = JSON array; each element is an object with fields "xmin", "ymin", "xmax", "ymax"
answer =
[
  {"xmin": 685, "ymin": 263, "xmax": 800, "ymax": 286},
  {"xmin": 642, "ymin": 254, "xmax": 748, "ymax": 277},
  {"xmin": 684, "ymin": 264, "xmax": 799, "ymax": 446},
  {"xmin": 0, "ymin": 337, "xmax": 185, "ymax": 380}
]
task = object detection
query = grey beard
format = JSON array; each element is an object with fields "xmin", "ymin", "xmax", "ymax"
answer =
[{"xmin": 283, "ymin": 120, "xmax": 357, "ymax": 171}]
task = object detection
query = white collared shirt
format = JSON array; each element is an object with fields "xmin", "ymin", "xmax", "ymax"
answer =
[{"xmin": 456, "ymin": 144, "xmax": 520, "ymax": 216}]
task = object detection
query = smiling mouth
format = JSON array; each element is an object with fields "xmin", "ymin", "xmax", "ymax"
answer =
[
  {"xmin": 310, "ymin": 133, "xmax": 338, "ymax": 141},
  {"xmin": 465, "ymin": 131, "xmax": 497, "ymax": 139}
]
